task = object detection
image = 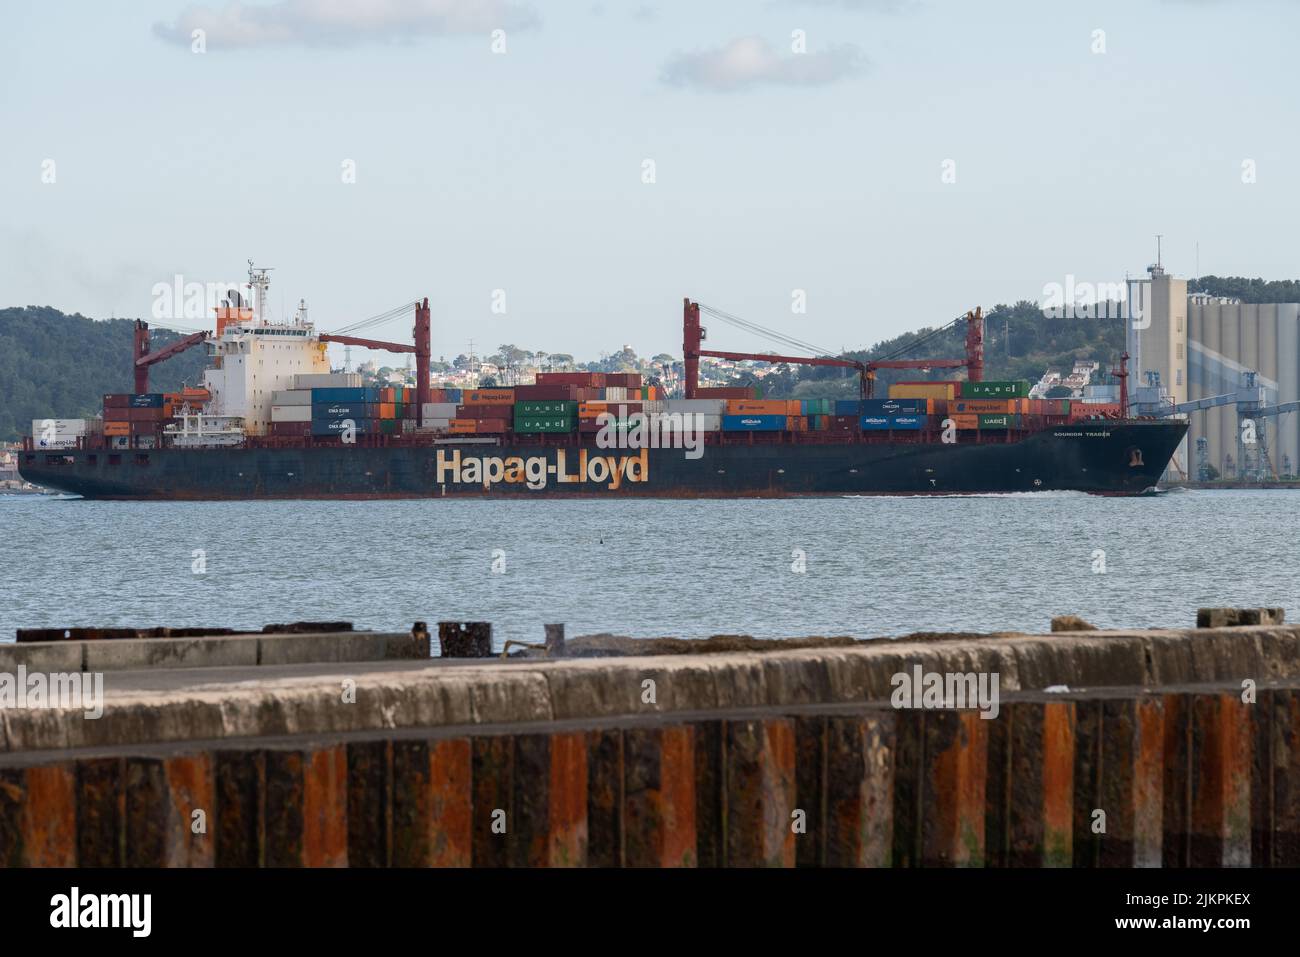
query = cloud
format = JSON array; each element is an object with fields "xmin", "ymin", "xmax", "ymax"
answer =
[
  {"xmin": 153, "ymin": 0, "xmax": 540, "ymax": 49},
  {"xmin": 661, "ymin": 36, "xmax": 866, "ymax": 92}
]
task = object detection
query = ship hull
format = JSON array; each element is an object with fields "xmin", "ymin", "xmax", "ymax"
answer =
[{"xmin": 18, "ymin": 420, "xmax": 1188, "ymax": 500}]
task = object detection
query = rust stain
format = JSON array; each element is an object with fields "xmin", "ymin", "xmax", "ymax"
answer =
[
  {"xmin": 658, "ymin": 725, "xmax": 697, "ymax": 867},
  {"xmin": 547, "ymin": 733, "xmax": 589, "ymax": 867},
  {"xmin": 21, "ymin": 764, "xmax": 77, "ymax": 867},
  {"xmin": 762, "ymin": 719, "xmax": 797, "ymax": 867},
  {"xmin": 302, "ymin": 747, "xmax": 348, "ymax": 867},
  {"xmin": 1041, "ymin": 702, "xmax": 1075, "ymax": 867},
  {"xmin": 165, "ymin": 754, "xmax": 215, "ymax": 867},
  {"xmin": 429, "ymin": 739, "xmax": 472, "ymax": 867}
]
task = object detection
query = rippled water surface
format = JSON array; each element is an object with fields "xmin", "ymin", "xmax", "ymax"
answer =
[{"xmin": 1, "ymin": 489, "xmax": 1294, "ymax": 647}]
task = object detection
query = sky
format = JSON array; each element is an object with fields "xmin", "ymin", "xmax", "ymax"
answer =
[{"xmin": 2, "ymin": 0, "xmax": 1298, "ymax": 366}]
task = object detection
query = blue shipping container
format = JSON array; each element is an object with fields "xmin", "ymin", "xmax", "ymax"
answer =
[
  {"xmin": 860, "ymin": 398, "xmax": 925, "ymax": 415},
  {"xmin": 860, "ymin": 414, "xmax": 925, "ymax": 430},
  {"xmin": 129, "ymin": 394, "xmax": 165, "ymax": 408},
  {"xmin": 311, "ymin": 387, "xmax": 381, "ymax": 403},
  {"xmin": 722, "ymin": 414, "xmax": 787, "ymax": 432},
  {"xmin": 834, "ymin": 400, "xmax": 861, "ymax": 416},
  {"xmin": 311, "ymin": 403, "xmax": 376, "ymax": 419}
]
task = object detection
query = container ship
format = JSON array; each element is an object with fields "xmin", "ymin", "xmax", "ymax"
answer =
[{"xmin": 19, "ymin": 266, "xmax": 1187, "ymax": 499}]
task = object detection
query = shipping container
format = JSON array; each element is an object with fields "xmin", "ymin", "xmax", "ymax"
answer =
[
  {"xmin": 463, "ymin": 388, "xmax": 516, "ymax": 405},
  {"xmin": 722, "ymin": 414, "xmax": 787, "ymax": 431},
  {"xmin": 271, "ymin": 405, "xmax": 312, "ymax": 423},
  {"xmin": 946, "ymin": 413, "xmax": 980, "ymax": 430},
  {"xmin": 421, "ymin": 402, "xmax": 459, "ymax": 419},
  {"xmin": 103, "ymin": 394, "xmax": 131, "ymax": 409},
  {"xmin": 103, "ymin": 421, "xmax": 131, "ymax": 437},
  {"xmin": 127, "ymin": 406, "xmax": 167, "ymax": 422},
  {"xmin": 859, "ymin": 398, "xmax": 929, "ymax": 415},
  {"xmin": 295, "ymin": 372, "xmax": 362, "ymax": 389},
  {"xmin": 269, "ymin": 422, "xmax": 311, "ymax": 436},
  {"xmin": 311, "ymin": 418, "xmax": 378, "ymax": 436},
  {"xmin": 695, "ymin": 386, "xmax": 756, "ymax": 400},
  {"xmin": 516, "ymin": 400, "xmax": 577, "ymax": 417},
  {"xmin": 961, "ymin": 380, "xmax": 1030, "ymax": 399},
  {"xmin": 1026, "ymin": 398, "xmax": 1071, "ymax": 416},
  {"xmin": 535, "ymin": 372, "xmax": 606, "ymax": 387},
  {"xmin": 662, "ymin": 398, "xmax": 727, "ymax": 415},
  {"xmin": 311, "ymin": 387, "xmax": 381, "ymax": 404},
  {"xmin": 605, "ymin": 373, "xmax": 642, "ymax": 389},
  {"xmin": 271, "ymin": 390, "xmax": 313, "ymax": 406},
  {"xmin": 860, "ymin": 414, "xmax": 925, "ymax": 430},
  {"xmin": 726, "ymin": 399, "xmax": 789, "ymax": 416},
  {"xmin": 311, "ymin": 403, "xmax": 376, "ymax": 420},
  {"xmin": 129, "ymin": 393, "xmax": 165, "ymax": 408},
  {"xmin": 978, "ymin": 413, "xmax": 1022, "ymax": 429},
  {"xmin": 888, "ymin": 382, "xmax": 958, "ymax": 401},
  {"xmin": 30, "ymin": 418, "xmax": 87, "ymax": 436},
  {"xmin": 950, "ymin": 399, "xmax": 1023, "ymax": 414},
  {"xmin": 514, "ymin": 416, "xmax": 576, "ymax": 433}
]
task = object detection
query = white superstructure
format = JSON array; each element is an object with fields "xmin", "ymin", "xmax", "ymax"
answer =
[{"xmin": 201, "ymin": 264, "xmax": 331, "ymax": 435}]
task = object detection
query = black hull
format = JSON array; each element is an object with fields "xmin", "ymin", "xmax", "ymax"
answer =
[
  {"xmin": 17, "ymin": 423, "xmax": 1190, "ymax": 501},
  {"xmin": 18, "ymin": 421, "xmax": 1188, "ymax": 500}
]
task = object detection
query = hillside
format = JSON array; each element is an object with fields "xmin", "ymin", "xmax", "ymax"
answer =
[
  {"xmin": 0, "ymin": 307, "xmax": 210, "ymax": 441},
  {"xmin": 735, "ymin": 299, "xmax": 1128, "ymax": 399}
]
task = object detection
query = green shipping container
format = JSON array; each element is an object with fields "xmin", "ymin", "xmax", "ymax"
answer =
[
  {"xmin": 513, "ymin": 416, "xmax": 575, "ymax": 433},
  {"xmin": 379, "ymin": 419, "xmax": 402, "ymax": 435},
  {"xmin": 978, "ymin": 413, "xmax": 1022, "ymax": 429},
  {"xmin": 963, "ymin": 380, "xmax": 1030, "ymax": 399},
  {"xmin": 516, "ymin": 400, "xmax": 577, "ymax": 416}
]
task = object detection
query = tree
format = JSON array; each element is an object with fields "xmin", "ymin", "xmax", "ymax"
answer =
[
  {"xmin": 549, "ymin": 353, "xmax": 574, "ymax": 370},
  {"xmin": 480, "ymin": 374, "xmax": 498, "ymax": 388}
]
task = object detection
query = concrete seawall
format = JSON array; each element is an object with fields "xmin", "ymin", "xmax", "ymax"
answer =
[{"xmin": 1, "ymin": 623, "xmax": 1298, "ymax": 866}]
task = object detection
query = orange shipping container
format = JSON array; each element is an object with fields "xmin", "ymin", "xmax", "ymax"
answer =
[
  {"xmin": 449, "ymin": 419, "xmax": 477, "ymax": 433},
  {"xmin": 947, "ymin": 413, "xmax": 980, "ymax": 430},
  {"xmin": 464, "ymin": 388, "xmax": 515, "ymax": 405},
  {"xmin": 726, "ymin": 399, "xmax": 790, "ymax": 415},
  {"xmin": 950, "ymin": 398, "xmax": 1024, "ymax": 414},
  {"xmin": 889, "ymin": 381, "xmax": 958, "ymax": 401},
  {"xmin": 379, "ymin": 402, "xmax": 396, "ymax": 419},
  {"xmin": 578, "ymin": 402, "xmax": 608, "ymax": 418},
  {"xmin": 103, "ymin": 421, "xmax": 130, "ymax": 437}
]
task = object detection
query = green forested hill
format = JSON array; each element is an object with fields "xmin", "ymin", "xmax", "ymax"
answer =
[
  {"xmin": 743, "ymin": 299, "xmax": 1128, "ymax": 398},
  {"xmin": 0, "ymin": 307, "xmax": 210, "ymax": 441}
]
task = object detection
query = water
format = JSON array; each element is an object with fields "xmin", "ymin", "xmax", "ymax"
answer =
[{"xmin": 0, "ymin": 489, "xmax": 1293, "ymax": 646}]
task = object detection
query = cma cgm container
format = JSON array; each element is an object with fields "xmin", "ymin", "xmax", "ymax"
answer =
[
  {"xmin": 860, "ymin": 414, "xmax": 925, "ymax": 430},
  {"xmin": 962, "ymin": 380, "xmax": 1030, "ymax": 399},
  {"xmin": 312, "ymin": 418, "xmax": 378, "ymax": 437},
  {"xmin": 722, "ymin": 414, "xmax": 786, "ymax": 431}
]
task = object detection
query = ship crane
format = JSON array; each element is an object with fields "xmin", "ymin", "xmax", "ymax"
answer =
[
  {"xmin": 681, "ymin": 300, "xmax": 984, "ymax": 398},
  {"xmin": 132, "ymin": 321, "xmax": 211, "ymax": 394},
  {"xmin": 319, "ymin": 299, "xmax": 433, "ymax": 424}
]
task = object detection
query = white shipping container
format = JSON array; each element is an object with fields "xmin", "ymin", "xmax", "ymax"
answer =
[
  {"xmin": 663, "ymin": 399, "xmax": 728, "ymax": 415},
  {"xmin": 413, "ymin": 419, "xmax": 451, "ymax": 432},
  {"xmin": 31, "ymin": 418, "xmax": 87, "ymax": 437},
  {"xmin": 295, "ymin": 373, "xmax": 362, "ymax": 389},
  {"xmin": 421, "ymin": 403, "xmax": 459, "ymax": 419},
  {"xmin": 271, "ymin": 405, "xmax": 312, "ymax": 422},
  {"xmin": 271, "ymin": 390, "xmax": 313, "ymax": 406},
  {"xmin": 605, "ymin": 387, "xmax": 627, "ymax": 401}
]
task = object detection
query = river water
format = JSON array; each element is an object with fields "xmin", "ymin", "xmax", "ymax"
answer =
[{"xmin": 0, "ymin": 489, "xmax": 1291, "ymax": 647}]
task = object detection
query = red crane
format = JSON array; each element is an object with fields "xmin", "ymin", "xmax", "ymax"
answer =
[
  {"xmin": 132, "ymin": 321, "xmax": 210, "ymax": 394},
  {"xmin": 682, "ymin": 300, "xmax": 984, "ymax": 399},
  {"xmin": 319, "ymin": 299, "xmax": 432, "ymax": 424}
]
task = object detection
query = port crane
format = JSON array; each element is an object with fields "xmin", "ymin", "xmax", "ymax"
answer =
[
  {"xmin": 1137, "ymin": 369, "xmax": 1296, "ymax": 480},
  {"xmin": 681, "ymin": 299, "xmax": 984, "ymax": 399}
]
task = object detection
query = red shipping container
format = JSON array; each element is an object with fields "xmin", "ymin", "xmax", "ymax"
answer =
[
  {"xmin": 128, "ymin": 406, "xmax": 167, "ymax": 422},
  {"xmin": 103, "ymin": 394, "xmax": 131, "ymax": 408},
  {"xmin": 270, "ymin": 422, "xmax": 310, "ymax": 436},
  {"xmin": 695, "ymin": 386, "xmax": 756, "ymax": 399},
  {"xmin": 605, "ymin": 373, "xmax": 642, "ymax": 389},
  {"xmin": 513, "ymin": 384, "xmax": 581, "ymax": 400},
  {"xmin": 103, "ymin": 408, "xmax": 130, "ymax": 422},
  {"xmin": 466, "ymin": 418, "xmax": 508, "ymax": 433},
  {"xmin": 129, "ymin": 420, "xmax": 161, "ymax": 434},
  {"xmin": 536, "ymin": 372, "xmax": 606, "ymax": 388}
]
